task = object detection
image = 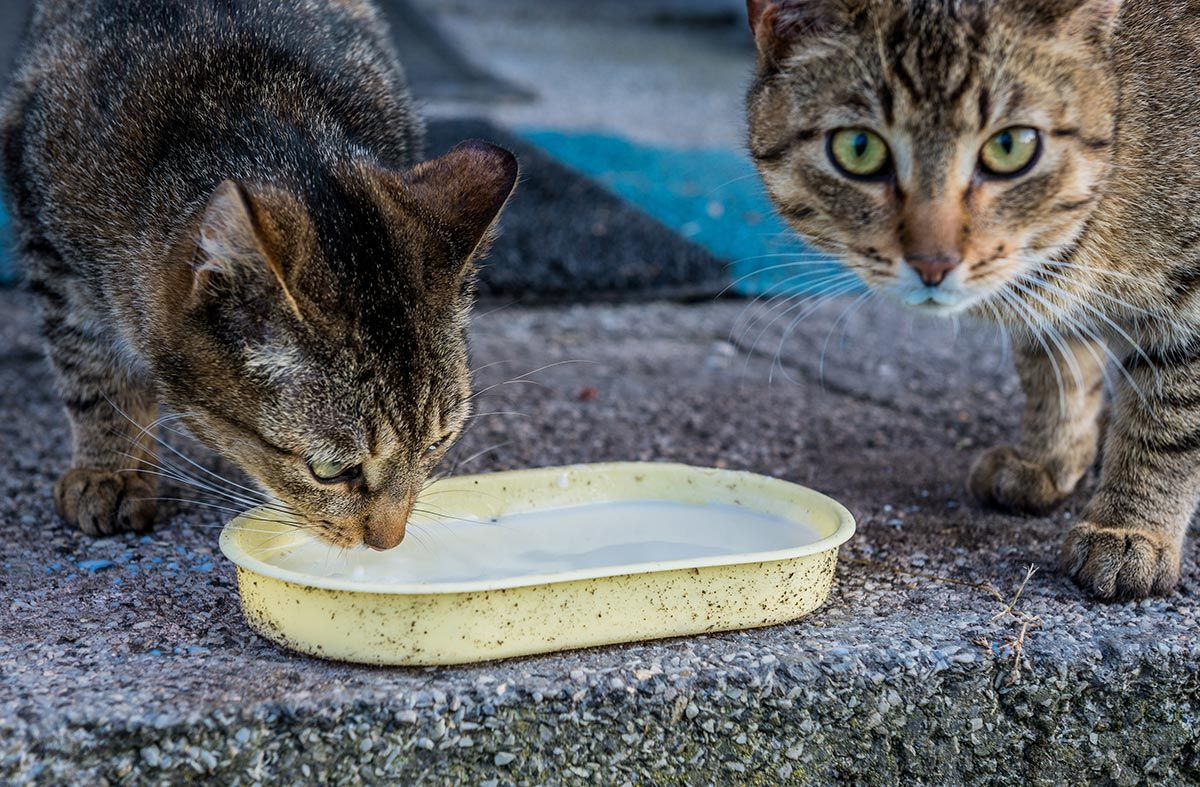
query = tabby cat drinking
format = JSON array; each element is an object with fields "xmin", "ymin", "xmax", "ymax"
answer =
[{"xmin": 1, "ymin": 0, "xmax": 517, "ymax": 550}]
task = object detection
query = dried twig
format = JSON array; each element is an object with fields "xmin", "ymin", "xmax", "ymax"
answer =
[
  {"xmin": 848, "ymin": 558, "xmax": 1043, "ymax": 685},
  {"xmin": 990, "ymin": 565, "xmax": 1037, "ymax": 623}
]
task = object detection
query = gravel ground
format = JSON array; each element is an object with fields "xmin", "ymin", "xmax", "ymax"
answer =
[{"xmin": 2, "ymin": 287, "xmax": 1198, "ymax": 784}]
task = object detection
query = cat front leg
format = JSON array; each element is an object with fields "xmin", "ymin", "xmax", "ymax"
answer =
[
  {"xmin": 1063, "ymin": 350, "xmax": 1199, "ymax": 599},
  {"xmin": 969, "ymin": 333, "xmax": 1106, "ymax": 514},
  {"xmin": 38, "ymin": 280, "xmax": 159, "ymax": 535}
]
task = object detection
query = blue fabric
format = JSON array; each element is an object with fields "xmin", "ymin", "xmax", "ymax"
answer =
[
  {"xmin": 0, "ymin": 199, "xmax": 15, "ymax": 286},
  {"xmin": 519, "ymin": 130, "xmax": 849, "ymax": 296}
]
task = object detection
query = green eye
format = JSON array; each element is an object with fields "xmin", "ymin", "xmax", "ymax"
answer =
[
  {"xmin": 980, "ymin": 127, "xmax": 1041, "ymax": 176},
  {"xmin": 307, "ymin": 458, "xmax": 362, "ymax": 484},
  {"xmin": 828, "ymin": 129, "xmax": 891, "ymax": 178}
]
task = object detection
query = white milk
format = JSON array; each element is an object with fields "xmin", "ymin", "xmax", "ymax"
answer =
[{"xmin": 263, "ymin": 500, "xmax": 821, "ymax": 586}]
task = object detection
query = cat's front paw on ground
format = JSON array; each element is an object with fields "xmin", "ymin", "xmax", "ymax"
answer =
[
  {"xmin": 968, "ymin": 446, "xmax": 1071, "ymax": 515},
  {"xmin": 1062, "ymin": 523, "xmax": 1181, "ymax": 600},
  {"xmin": 53, "ymin": 469, "xmax": 157, "ymax": 536}
]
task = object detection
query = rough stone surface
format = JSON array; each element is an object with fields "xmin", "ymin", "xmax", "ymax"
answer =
[{"xmin": 2, "ymin": 288, "xmax": 1198, "ymax": 785}]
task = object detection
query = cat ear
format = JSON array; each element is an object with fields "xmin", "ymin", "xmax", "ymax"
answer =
[
  {"xmin": 1059, "ymin": 0, "xmax": 1123, "ymax": 45},
  {"xmin": 1012, "ymin": 0, "xmax": 1124, "ymax": 47},
  {"xmin": 193, "ymin": 180, "xmax": 303, "ymax": 317},
  {"xmin": 746, "ymin": 0, "xmax": 846, "ymax": 60},
  {"xmin": 401, "ymin": 140, "xmax": 519, "ymax": 262}
]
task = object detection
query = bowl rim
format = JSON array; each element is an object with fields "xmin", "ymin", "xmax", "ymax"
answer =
[{"xmin": 219, "ymin": 462, "xmax": 856, "ymax": 595}]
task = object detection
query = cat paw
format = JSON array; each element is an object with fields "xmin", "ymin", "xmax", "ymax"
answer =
[
  {"xmin": 53, "ymin": 469, "xmax": 157, "ymax": 536},
  {"xmin": 1061, "ymin": 522, "xmax": 1181, "ymax": 601},
  {"xmin": 968, "ymin": 446, "xmax": 1070, "ymax": 515}
]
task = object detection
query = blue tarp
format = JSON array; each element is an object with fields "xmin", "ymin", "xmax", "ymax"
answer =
[
  {"xmin": 0, "ymin": 199, "xmax": 14, "ymax": 286},
  {"xmin": 520, "ymin": 130, "xmax": 849, "ymax": 297}
]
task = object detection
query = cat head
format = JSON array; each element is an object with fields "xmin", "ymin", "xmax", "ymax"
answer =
[
  {"xmin": 746, "ymin": 0, "xmax": 1121, "ymax": 314},
  {"xmin": 153, "ymin": 141, "xmax": 518, "ymax": 550}
]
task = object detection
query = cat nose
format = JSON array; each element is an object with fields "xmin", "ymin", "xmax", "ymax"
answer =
[
  {"xmin": 363, "ymin": 494, "xmax": 415, "ymax": 551},
  {"xmin": 905, "ymin": 254, "xmax": 961, "ymax": 287},
  {"xmin": 363, "ymin": 521, "xmax": 405, "ymax": 551}
]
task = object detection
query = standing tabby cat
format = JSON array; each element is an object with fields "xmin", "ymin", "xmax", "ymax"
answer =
[
  {"xmin": 1, "ymin": 0, "xmax": 517, "ymax": 550},
  {"xmin": 746, "ymin": 0, "xmax": 1200, "ymax": 599}
]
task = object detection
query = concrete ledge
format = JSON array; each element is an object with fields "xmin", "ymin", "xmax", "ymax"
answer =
[
  {"xmin": 2, "ymin": 290, "xmax": 1198, "ymax": 784},
  {"xmin": 5, "ymin": 648, "xmax": 1200, "ymax": 785}
]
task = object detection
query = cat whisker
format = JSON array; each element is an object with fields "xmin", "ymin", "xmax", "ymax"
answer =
[
  {"xmin": 408, "ymin": 511, "xmax": 463, "ymax": 542},
  {"xmin": 717, "ymin": 257, "xmax": 847, "ymax": 299},
  {"xmin": 154, "ymin": 422, "xmax": 277, "ymax": 501},
  {"xmin": 116, "ymin": 456, "xmax": 295, "ymax": 517},
  {"xmin": 402, "ymin": 523, "xmax": 434, "ymax": 555},
  {"xmin": 737, "ymin": 286, "xmax": 849, "ymax": 376},
  {"xmin": 473, "ymin": 300, "xmax": 519, "ymax": 320},
  {"xmin": 704, "ymin": 171, "xmax": 766, "ymax": 197},
  {"xmin": 769, "ymin": 280, "xmax": 866, "ymax": 385},
  {"xmin": 979, "ymin": 299, "xmax": 1015, "ymax": 372},
  {"xmin": 744, "ymin": 272, "xmax": 859, "ymax": 347},
  {"xmin": 447, "ymin": 441, "xmax": 510, "ymax": 475},
  {"xmin": 1022, "ymin": 258, "xmax": 1149, "ymax": 286},
  {"xmin": 102, "ymin": 398, "xmax": 277, "ymax": 506},
  {"xmin": 1003, "ymin": 278, "xmax": 1093, "ymax": 414},
  {"xmin": 1009, "ymin": 271, "xmax": 1159, "ymax": 411},
  {"xmin": 173, "ymin": 523, "xmax": 302, "ymax": 537},
  {"xmin": 733, "ymin": 270, "xmax": 861, "ymax": 352},
  {"xmin": 411, "ymin": 504, "xmax": 484, "ymax": 525},
  {"xmin": 1016, "ymin": 257, "xmax": 1193, "ymax": 335},
  {"xmin": 818, "ymin": 289, "xmax": 875, "ymax": 385},
  {"xmin": 132, "ymin": 496, "xmax": 314, "ymax": 530},
  {"xmin": 467, "ymin": 359, "xmax": 597, "ymax": 403},
  {"xmin": 1030, "ymin": 266, "xmax": 1182, "ymax": 369},
  {"xmin": 460, "ymin": 410, "xmax": 530, "ymax": 423},
  {"xmin": 728, "ymin": 268, "xmax": 855, "ymax": 344},
  {"xmin": 470, "ymin": 358, "xmax": 525, "ymax": 375},
  {"xmin": 115, "ymin": 453, "xmax": 269, "ymax": 505},
  {"xmin": 993, "ymin": 287, "xmax": 1071, "ymax": 419}
]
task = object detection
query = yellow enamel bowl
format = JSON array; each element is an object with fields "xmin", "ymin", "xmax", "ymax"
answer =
[{"xmin": 219, "ymin": 462, "xmax": 855, "ymax": 666}]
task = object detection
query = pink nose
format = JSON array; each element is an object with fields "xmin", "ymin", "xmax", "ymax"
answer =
[
  {"xmin": 364, "ymin": 527, "xmax": 404, "ymax": 551},
  {"xmin": 906, "ymin": 254, "xmax": 961, "ymax": 287}
]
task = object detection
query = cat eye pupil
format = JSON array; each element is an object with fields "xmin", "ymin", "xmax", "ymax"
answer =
[{"xmin": 853, "ymin": 133, "xmax": 869, "ymax": 158}]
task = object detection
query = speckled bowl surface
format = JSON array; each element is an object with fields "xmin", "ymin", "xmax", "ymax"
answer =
[{"xmin": 219, "ymin": 462, "xmax": 856, "ymax": 665}]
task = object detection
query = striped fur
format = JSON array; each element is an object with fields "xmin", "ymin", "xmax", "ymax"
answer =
[
  {"xmin": 1, "ymin": 0, "xmax": 517, "ymax": 549},
  {"xmin": 747, "ymin": 0, "xmax": 1200, "ymax": 599}
]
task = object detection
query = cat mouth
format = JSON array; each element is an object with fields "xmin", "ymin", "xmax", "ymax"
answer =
[
  {"xmin": 894, "ymin": 284, "xmax": 983, "ymax": 315},
  {"xmin": 902, "ymin": 283, "xmax": 964, "ymax": 307}
]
